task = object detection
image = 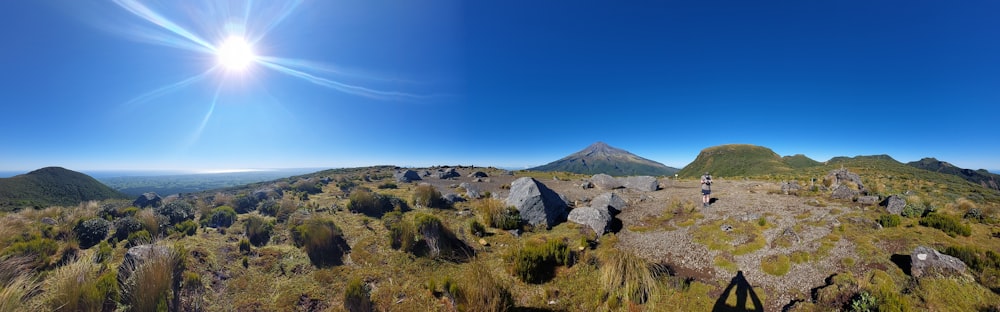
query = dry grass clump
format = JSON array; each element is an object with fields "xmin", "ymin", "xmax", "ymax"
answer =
[
  {"xmin": 473, "ymin": 198, "xmax": 521, "ymax": 230},
  {"xmin": 412, "ymin": 184, "xmax": 449, "ymax": 209},
  {"xmin": 455, "ymin": 260, "xmax": 513, "ymax": 312},
  {"xmin": 0, "ymin": 256, "xmax": 37, "ymax": 312},
  {"xmin": 39, "ymin": 255, "xmax": 103, "ymax": 312},
  {"xmin": 598, "ymin": 247, "xmax": 663, "ymax": 309},
  {"xmin": 121, "ymin": 245, "xmax": 182, "ymax": 312}
]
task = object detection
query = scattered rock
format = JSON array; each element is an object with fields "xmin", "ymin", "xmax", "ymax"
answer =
[
  {"xmin": 459, "ymin": 182, "xmax": 482, "ymax": 199},
  {"xmin": 567, "ymin": 206, "xmax": 612, "ymax": 236},
  {"xmin": 40, "ymin": 217, "xmax": 57, "ymax": 225},
  {"xmin": 507, "ymin": 229, "xmax": 521, "ymax": 238},
  {"xmin": 910, "ymin": 246, "xmax": 972, "ymax": 280},
  {"xmin": 621, "ymin": 176, "xmax": 659, "ymax": 192},
  {"xmin": 881, "ymin": 195, "xmax": 906, "ymax": 215},
  {"xmin": 435, "ymin": 168, "xmax": 460, "ymax": 179},
  {"xmin": 580, "ymin": 181, "xmax": 594, "ymax": 189},
  {"xmin": 781, "ymin": 227, "xmax": 800, "ymax": 243},
  {"xmin": 720, "ymin": 224, "xmax": 734, "ymax": 232},
  {"xmin": 479, "ymin": 239, "xmax": 489, "ymax": 246},
  {"xmin": 590, "ymin": 192, "xmax": 627, "ymax": 215},
  {"xmin": 824, "ymin": 168, "xmax": 865, "ymax": 191},
  {"xmin": 739, "ymin": 213, "xmax": 762, "ymax": 222},
  {"xmin": 590, "ymin": 174, "xmax": 622, "ymax": 190},
  {"xmin": 133, "ymin": 192, "xmax": 162, "ymax": 208},
  {"xmin": 442, "ymin": 193, "xmax": 464, "ymax": 204},
  {"xmin": 118, "ymin": 244, "xmax": 171, "ymax": 283},
  {"xmin": 505, "ymin": 177, "xmax": 568, "ymax": 229},
  {"xmin": 468, "ymin": 171, "xmax": 488, "ymax": 178}
]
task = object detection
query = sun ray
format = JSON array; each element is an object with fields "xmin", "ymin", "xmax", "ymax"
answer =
[
  {"xmin": 182, "ymin": 83, "xmax": 223, "ymax": 150},
  {"xmin": 121, "ymin": 69, "xmax": 215, "ymax": 109},
  {"xmin": 257, "ymin": 59, "xmax": 424, "ymax": 101},
  {"xmin": 112, "ymin": 0, "xmax": 215, "ymax": 54}
]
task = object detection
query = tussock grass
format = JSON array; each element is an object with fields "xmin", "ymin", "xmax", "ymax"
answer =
[
  {"xmin": 456, "ymin": 260, "xmax": 513, "ymax": 312},
  {"xmin": 122, "ymin": 245, "xmax": 182, "ymax": 312},
  {"xmin": 760, "ymin": 254, "xmax": 791, "ymax": 276},
  {"xmin": 598, "ymin": 247, "xmax": 663, "ymax": 308},
  {"xmin": 40, "ymin": 255, "xmax": 103, "ymax": 312},
  {"xmin": 0, "ymin": 256, "xmax": 37, "ymax": 312}
]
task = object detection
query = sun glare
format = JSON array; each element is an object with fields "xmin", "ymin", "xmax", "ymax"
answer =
[{"xmin": 216, "ymin": 36, "xmax": 256, "ymax": 71}]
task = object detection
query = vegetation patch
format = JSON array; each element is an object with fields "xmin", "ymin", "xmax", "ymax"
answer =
[
  {"xmin": 347, "ymin": 189, "xmax": 407, "ymax": 218},
  {"xmin": 598, "ymin": 247, "xmax": 662, "ymax": 309},
  {"xmin": 942, "ymin": 245, "xmax": 1000, "ymax": 291},
  {"xmin": 692, "ymin": 219, "xmax": 766, "ymax": 255},
  {"xmin": 290, "ymin": 217, "xmax": 350, "ymax": 268},
  {"xmin": 919, "ymin": 213, "xmax": 971, "ymax": 237},
  {"xmin": 760, "ymin": 254, "xmax": 790, "ymax": 276},
  {"xmin": 506, "ymin": 237, "xmax": 572, "ymax": 284},
  {"xmin": 877, "ymin": 214, "xmax": 901, "ymax": 228},
  {"xmin": 629, "ymin": 199, "xmax": 702, "ymax": 232},
  {"xmin": 714, "ymin": 255, "xmax": 737, "ymax": 273}
]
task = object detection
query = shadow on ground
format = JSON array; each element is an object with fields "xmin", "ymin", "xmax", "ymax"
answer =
[{"xmin": 712, "ymin": 271, "xmax": 764, "ymax": 312}]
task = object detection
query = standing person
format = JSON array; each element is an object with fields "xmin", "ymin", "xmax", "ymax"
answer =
[{"xmin": 701, "ymin": 172, "xmax": 712, "ymax": 208}]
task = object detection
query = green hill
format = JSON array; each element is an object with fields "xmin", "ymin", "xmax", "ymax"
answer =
[
  {"xmin": 907, "ymin": 157, "xmax": 1000, "ymax": 191},
  {"xmin": 530, "ymin": 142, "xmax": 679, "ymax": 176},
  {"xmin": 0, "ymin": 167, "xmax": 127, "ymax": 210},
  {"xmin": 677, "ymin": 144, "xmax": 793, "ymax": 178},
  {"xmin": 782, "ymin": 154, "xmax": 821, "ymax": 169}
]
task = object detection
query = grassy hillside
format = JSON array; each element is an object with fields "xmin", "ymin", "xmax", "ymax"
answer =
[
  {"xmin": 907, "ymin": 157, "xmax": 1000, "ymax": 191},
  {"xmin": 0, "ymin": 167, "xmax": 127, "ymax": 210},
  {"xmin": 782, "ymin": 154, "xmax": 821, "ymax": 169},
  {"xmin": 677, "ymin": 144, "xmax": 793, "ymax": 178}
]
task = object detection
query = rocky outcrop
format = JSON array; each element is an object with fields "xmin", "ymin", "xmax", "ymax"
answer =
[
  {"xmin": 394, "ymin": 170, "xmax": 421, "ymax": 183},
  {"xmin": 590, "ymin": 192, "xmax": 627, "ymax": 215},
  {"xmin": 591, "ymin": 174, "xmax": 623, "ymax": 190},
  {"xmin": 830, "ymin": 185, "xmax": 858, "ymax": 200},
  {"xmin": 881, "ymin": 195, "xmax": 907, "ymax": 215},
  {"xmin": 856, "ymin": 195, "xmax": 879, "ymax": 206},
  {"xmin": 910, "ymin": 246, "xmax": 972, "ymax": 280},
  {"xmin": 568, "ymin": 207, "xmax": 611, "ymax": 235},
  {"xmin": 252, "ymin": 187, "xmax": 282, "ymax": 202},
  {"xmin": 133, "ymin": 192, "xmax": 162, "ymax": 208},
  {"xmin": 781, "ymin": 181, "xmax": 802, "ymax": 195},
  {"xmin": 621, "ymin": 176, "xmax": 659, "ymax": 192},
  {"xmin": 824, "ymin": 168, "xmax": 865, "ymax": 191},
  {"xmin": 505, "ymin": 177, "xmax": 567, "ymax": 229}
]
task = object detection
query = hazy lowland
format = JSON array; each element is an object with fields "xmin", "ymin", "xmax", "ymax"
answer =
[{"xmin": 1, "ymin": 143, "xmax": 998, "ymax": 311}]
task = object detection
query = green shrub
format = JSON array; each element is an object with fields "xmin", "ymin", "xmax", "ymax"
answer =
[
  {"xmin": 292, "ymin": 218, "xmax": 350, "ymax": 268},
  {"xmin": 94, "ymin": 241, "xmax": 113, "ymax": 264},
  {"xmin": 95, "ymin": 269, "xmax": 120, "ymax": 311},
  {"xmin": 877, "ymin": 214, "xmax": 901, "ymax": 228},
  {"xmin": 243, "ymin": 215, "xmax": 274, "ymax": 247},
  {"xmin": 343, "ymin": 277, "xmax": 372, "ymax": 312},
  {"xmin": 943, "ymin": 245, "xmax": 1000, "ymax": 290},
  {"xmin": 493, "ymin": 207, "xmax": 522, "ymax": 230},
  {"xmin": 348, "ymin": 189, "xmax": 407, "ymax": 218},
  {"xmin": 377, "ymin": 182, "xmax": 398, "ymax": 189},
  {"xmin": 919, "ymin": 213, "xmax": 971, "ymax": 237},
  {"xmin": 849, "ymin": 291, "xmax": 877, "ymax": 312},
  {"xmin": 470, "ymin": 220, "xmax": 487, "ymax": 237},
  {"xmin": 232, "ymin": 194, "xmax": 258, "ymax": 214},
  {"xmin": 506, "ymin": 238, "xmax": 571, "ymax": 284},
  {"xmin": 155, "ymin": 200, "xmax": 195, "ymax": 226},
  {"xmin": 74, "ymin": 218, "xmax": 111, "ymax": 249},
  {"xmin": 2, "ymin": 237, "xmax": 58, "ymax": 270},
  {"xmin": 126, "ymin": 230, "xmax": 152, "ymax": 248},
  {"xmin": 174, "ymin": 220, "xmax": 198, "ymax": 236},
  {"xmin": 238, "ymin": 238, "xmax": 252, "ymax": 254},
  {"xmin": 258, "ymin": 199, "xmax": 279, "ymax": 217},
  {"xmin": 412, "ymin": 213, "xmax": 474, "ymax": 261},
  {"xmin": 413, "ymin": 184, "xmax": 449, "ymax": 209},
  {"xmin": 293, "ymin": 179, "xmax": 323, "ymax": 194},
  {"xmin": 113, "ymin": 216, "xmax": 143, "ymax": 242},
  {"xmin": 205, "ymin": 206, "xmax": 237, "ymax": 228}
]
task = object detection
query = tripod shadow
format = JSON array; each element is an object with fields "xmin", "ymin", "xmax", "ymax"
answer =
[{"xmin": 712, "ymin": 271, "xmax": 764, "ymax": 312}]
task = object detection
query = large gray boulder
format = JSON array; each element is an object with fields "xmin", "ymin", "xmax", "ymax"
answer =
[
  {"xmin": 622, "ymin": 176, "xmax": 658, "ymax": 192},
  {"xmin": 133, "ymin": 192, "xmax": 162, "ymax": 208},
  {"xmin": 468, "ymin": 171, "xmax": 488, "ymax": 178},
  {"xmin": 459, "ymin": 182, "xmax": 482, "ymax": 199},
  {"xmin": 910, "ymin": 246, "xmax": 972, "ymax": 280},
  {"xmin": 881, "ymin": 195, "xmax": 907, "ymax": 215},
  {"xmin": 568, "ymin": 207, "xmax": 611, "ymax": 236},
  {"xmin": 591, "ymin": 174, "xmax": 622, "ymax": 190},
  {"xmin": 590, "ymin": 192, "xmax": 627, "ymax": 215},
  {"xmin": 394, "ymin": 170, "xmax": 422, "ymax": 183},
  {"xmin": 505, "ymin": 177, "xmax": 568, "ymax": 229},
  {"xmin": 252, "ymin": 187, "xmax": 283, "ymax": 202},
  {"xmin": 857, "ymin": 195, "xmax": 879, "ymax": 206},
  {"xmin": 781, "ymin": 181, "xmax": 802, "ymax": 195}
]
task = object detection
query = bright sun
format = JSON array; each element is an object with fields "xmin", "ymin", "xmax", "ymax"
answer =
[{"xmin": 216, "ymin": 36, "xmax": 256, "ymax": 71}]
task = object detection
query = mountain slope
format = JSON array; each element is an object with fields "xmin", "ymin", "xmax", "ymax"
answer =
[
  {"xmin": 782, "ymin": 154, "xmax": 821, "ymax": 169},
  {"xmin": 907, "ymin": 157, "xmax": 1000, "ymax": 191},
  {"xmin": 677, "ymin": 144, "xmax": 793, "ymax": 178},
  {"xmin": 0, "ymin": 167, "xmax": 127, "ymax": 210},
  {"xmin": 529, "ymin": 142, "xmax": 679, "ymax": 176}
]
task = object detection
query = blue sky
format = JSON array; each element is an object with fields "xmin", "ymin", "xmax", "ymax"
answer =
[{"xmin": 1, "ymin": 1, "xmax": 998, "ymax": 172}]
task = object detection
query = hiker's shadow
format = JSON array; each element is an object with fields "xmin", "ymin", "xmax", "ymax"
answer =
[{"xmin": 712, "ymin": 271, "xmax": 764, "ymax": 312}]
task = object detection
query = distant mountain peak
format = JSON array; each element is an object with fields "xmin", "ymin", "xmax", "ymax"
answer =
[{"xmin": 530, "ymin": 142, "xmax": 678, "ymax": 176}]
